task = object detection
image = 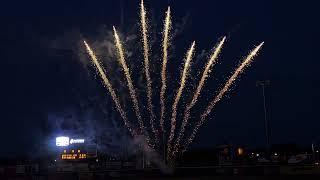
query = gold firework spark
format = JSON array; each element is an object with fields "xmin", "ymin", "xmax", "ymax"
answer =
[
  {"xmin": 173, "ymin": 36, "xmax": 226, "ymax": 156},
  {"xmin": 167, "ymin": 41, "xmax": 196, "ymax": 159},
  {"xmin": 184, "ymin": 42, "xmax": 264, "ymax": 152},
  {"xmin": 140, "ymin": 0, "xmax": 159, "ymax": 146},
  {"xmin": 160, "ymin": 6, "xmax": 172, "ymax": 133},
  {"xmin": 83, "ymin": 41, "xmax": 135, "ymax": 136},
  {"xmin": 113, "ymin": 26, "xmax": 152, "ymax": 146}
]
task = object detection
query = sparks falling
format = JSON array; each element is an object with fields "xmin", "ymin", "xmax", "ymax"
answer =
[
  {"xmin": 160, "ymin": 6, "xmax": 172, "ymax": 132},
  {"xmin": 173, "ymin": 36, "xmax": 226, "ymax": 156},
  {"xmin": 83, "ymin": 41, "xmax": 135, "ymax": 136},
  {"xmin": 140, "ymin": 0, "xmax": 158, "ymax": 146},
  {"xmin": 167, "ymin": 41, "xmax": 196, "ymax": 158},
  {"xmin": 183, "ymin": 42, "xmax": 265, "ymax": 152},
  {"xmin": 112, "ymin": 26, "xmax": 150, "ymax": 143}
]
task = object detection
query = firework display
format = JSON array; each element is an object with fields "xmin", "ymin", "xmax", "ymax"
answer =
[{"xmin": 83, "ymin": 0, "xmax": 264, "ymax": 163}]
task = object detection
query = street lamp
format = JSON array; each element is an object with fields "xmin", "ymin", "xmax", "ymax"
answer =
[{"xmin": 256, "ymin": 80, "xmax": 270, "ymax": 151}]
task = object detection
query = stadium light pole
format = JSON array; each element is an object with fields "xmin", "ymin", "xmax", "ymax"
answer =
[
  {"xmin": 256, "ymin": 80, "xmax": 270, "ymax": 152},
  {"xmin": 162, "ymin": 130, "xmax": 166, "ymax": 164}
]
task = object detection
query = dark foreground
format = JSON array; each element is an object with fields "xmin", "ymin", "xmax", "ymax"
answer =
[
  {"xmin": 2, "ymin": 165, "xmax": 320, "ymax": 180},
  {"xmin": 5, "ymin": 175, "xmax": 320, "ymax": 180}
]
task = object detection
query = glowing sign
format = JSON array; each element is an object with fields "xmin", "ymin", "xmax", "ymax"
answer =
[
  {"xmin": 70, "ymin": 139, "xmax": 85, "ymax": 144},
  {"xmin": 56, "ymin": 136, "xmax": 70, "ymax": 146},
  {"xmin": 56, "ymin": 137, "xmax": 85, "ymax": 146},
  {"xmin": 61, "ymin": 153, "xmax": 87, "ymax": 160}
]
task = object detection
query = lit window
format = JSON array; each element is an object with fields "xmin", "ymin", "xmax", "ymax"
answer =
[
  {"xmin": 71, "ymin": 150, "xmax": 74, "ymax": 153},
  {"xmin": 78, "ymin": 150, "xmax": 81, "ymax": 153},
  {"xmin": 63, "ymin": 150, "xmax": 66, "ymax": 153}
]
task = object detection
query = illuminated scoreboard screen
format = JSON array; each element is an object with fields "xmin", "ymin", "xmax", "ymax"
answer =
[
  {"xmin": 61, "ymin": 149, "xmax": 87, "ymax": 160},
  {"xmin": 56, "ymin": 136, "xmax": 85, "ymax": 147},
  {"xmin": 56, "ymin": 136, "xmax": 96, "ymax": 160}
]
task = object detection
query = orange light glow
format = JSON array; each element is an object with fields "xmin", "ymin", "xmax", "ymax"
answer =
[
  {"xmin": 238, "ymin": 148, "xmax": 244, "ymax": 156},
  {"xmin": 61, "ymin": 153, "xmax": 87, "ymax": 160}
]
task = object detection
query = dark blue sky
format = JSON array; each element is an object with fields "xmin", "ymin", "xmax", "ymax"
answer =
[{"xmin": 0, "ymin": 0, "xmax": 319, "ymax": 157}]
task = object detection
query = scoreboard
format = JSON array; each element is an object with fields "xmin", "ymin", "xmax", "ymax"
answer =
[{"xmin": 56, "ymin": 136, "xmax": 96, "ymax": 161}]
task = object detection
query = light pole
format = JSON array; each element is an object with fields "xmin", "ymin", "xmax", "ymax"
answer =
[
  {"xmin": 162, "ymin": 130, "xmax": 166, "ymax": 164},
  {"xmin": 256, "ymin": 80, "xmax": 270, "ymax": 151}
]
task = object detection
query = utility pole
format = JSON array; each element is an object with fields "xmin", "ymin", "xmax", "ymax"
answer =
[
  {"xmin": 256, "ymin": 80, "xmax": 270, "ymax": 151},
  {"xmin": 312, "ymin": 143, "xmax": 315, "ymax": 163},
  {"xmin": 163, "ymin": 132, "xmax": 165, "ymax": 164}
]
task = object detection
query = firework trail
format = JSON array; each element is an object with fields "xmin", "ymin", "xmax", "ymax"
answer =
[
  {"xmin": 140, "ymin": 0, "xmax": 159, "ymax": 146},
  {"xmin": 113, "ymin": 27, "xmax": 152, "ymax": 145},
  {"xmin": 160, "ymin": 6, "xmax": 172, "ymax": 133},
  {"xmin": 183, "ymin": 42, "xmax": 264, "ymax": 152},
  {"xmin": 167, "ymin": 41, "xmax": 196, "ymax": 159},
  {"xmin": 83, "ymin": 40, "xmax": 135, "ymax": 136},
  {"xmin": 173, "ymin": 37, "xmax": 226, "ymax": 156}
]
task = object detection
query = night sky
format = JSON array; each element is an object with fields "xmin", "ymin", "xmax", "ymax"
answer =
[{"xmin": 0, "ymin": 0, "xmax": 319, "ymax": 157}]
